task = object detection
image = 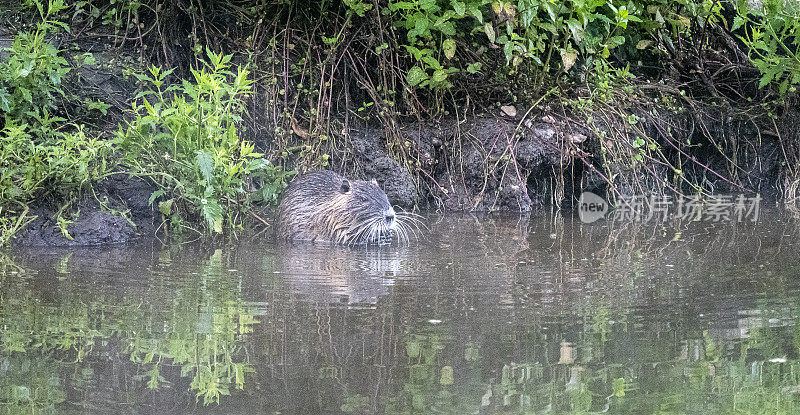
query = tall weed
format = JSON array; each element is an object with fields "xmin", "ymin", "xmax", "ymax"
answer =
[
  {"xmin": 0, "ymin": 0, "xmax": 114, "ymax": 244},
  {"xmin": 117, "ymin": 49, "xmax": 291, "ymax": 235}
]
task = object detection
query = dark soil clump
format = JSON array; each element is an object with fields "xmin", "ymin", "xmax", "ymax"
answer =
[{"xmin": 14, "ymin": 175, "xmax": 156, "ymax": 247}]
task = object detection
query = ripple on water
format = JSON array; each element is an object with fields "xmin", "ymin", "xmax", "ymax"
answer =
[{"xmin": 1, "ymin": 209, "xmax": 799, "ymax": 414}]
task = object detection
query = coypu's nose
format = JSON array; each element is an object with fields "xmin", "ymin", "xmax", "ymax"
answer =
[{"xmin": 384, "ymin": 208, "xmax": 395, "ymax": 224}]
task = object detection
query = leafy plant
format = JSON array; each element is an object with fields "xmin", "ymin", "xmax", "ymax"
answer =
[
  {"xmin": 381, "ymin": 0, "xmax": 732, "ymax": 98},
  {"xmin": 0, "ymin": 0, "xmax": 70, "ymax": 123},
  {"xmin": 0, "ymin": 0, "xmax": 113, "ymax": 224},
  {"xmin": 733, "ymin": 0, "xmax": 800, "ymax": 96},
  {"xmin": 116, "ymin": 48, "xmax": 292, "ymax": 235},
  {"xmin": 0, "ymin": 206, "xmax": 34, "ymax": 247},
  {"xmin": 387, "ymin": 0, "xmax": 480, "ymax": 89}
]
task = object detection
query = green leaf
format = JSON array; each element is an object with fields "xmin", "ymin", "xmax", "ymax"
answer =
[
  {"xmin": 148, "ymin": 189, "xmax": 166, "ymax": 205},
  {"xmin": 12, "ymin": 386, "xmax": 30, "ymax": 402},
  {"xmin": 201, "ymin": 198, "xmax": 223, "ymax": 234},
  {"xmin": 484, "ymin": 23, "xmax": 496, "ymax": 43},
  {"xmin": 0, "ymin": 87, "xmax": 10, "ymax": 112},
  {"xmin": 408, "ymin": 13, "xmax": 431, "ymax": 40},
  {"xmin": 406, "ymin": 66, "xmax": 429, "ymax": 86},
  {"xmin": 470, "ymin": 6, "xmax": 483, "ymax": 23},
  {"xmin": 608, "ymin": 36, "xmax": 626, "ymax": 48},
  {"xmin": 759, "ymin": 73, "xmax": 773, "ymax": 89},
  {"xmin": 374, "ymin": 42, "xmax": 389, "ymax": 55},
  {"xmin": 779, "ymin": 77, "xmax": 789, "ymax": 95},
  {"xmin": 566, "ymin": 18, "xmax": 583, "ymax": 42},
  {"xmin": 452, "ymin": 0, "xmax": 465, "ymax": 17},
  {"xmin": 403, "ymin": 45, "xmax": 423, "ymax": 60},
  {"xmin": 422, "ymin": 55, "xmax": 441, "ymax": 69},
  {"xmin": 83, "ymin": 51, "xmax": 96, "ymax": 65},
  {"xmin": 432, "ymin": 68, "xmax": 448, "ymax": 83},
  {"xmin": 757, "ymin": 61, "xmax": 783, "ymax": 89},
  {"xmin": 443, "ymin": 39, "xmax": 456, "ymax": 59},
  {"xmin": 87, "ymin": 99, "xmax": 111, "ymax": 114},
  {"xmin": 503, "ymin": 41, "xmax": 514, "ymax": 63},
  {"xmin": 406, "ymin": 341, "xmax": 420, "ymax": 357},
  {"xmin": 158, "ymin": 199, "xmax": 173, "ymax": 216},
  {"xmin": 195, "ymin": 150, "xmax": 215, "ymax": 183},
  {"xmin": 146, "ymin": 364, "xmax": 161, "ymax": 389},
  {"xmin": 732, "ymin": 15, "xmax": 745, "ymax": 31},
  {"xmin": 613, "ymin": 378, "xmax": 626, "ymax": 397},
  {"xmin": 436, "ymin": 21, "xmax": 456, "ymax": 36},
  {"xmin": 20, "ymin": 88, "xmax": 33, "ymax": 104},
  {"xmin": 418, "ymin": 0, "xmax": 438, "ymax": 11},
  {"xmin": 440, "ymin": 366, "xmax": 454, "ymax": 385},
  {"xmin": 466, "ymin": 62, "xmax": 482, "ymax": 74},
  {"xmin": 545, "ymin": 2, "xmax": 557, "ymax": 22}
]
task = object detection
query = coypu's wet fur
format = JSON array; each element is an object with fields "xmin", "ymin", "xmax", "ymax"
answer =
[{"xmin": 276, "ymin": 171, "xmax": 421, "ymax": 245}]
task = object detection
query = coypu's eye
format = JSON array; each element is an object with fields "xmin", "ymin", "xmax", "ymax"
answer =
[{"xmin": 339, "ymin": 179, "xmax": 350, "ymax": 194}]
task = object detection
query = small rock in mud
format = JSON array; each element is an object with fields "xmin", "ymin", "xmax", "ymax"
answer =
[
  {"xmin": 366, "ymin": 156, "xmax": 417, "ymax": 209},
  {"xmin": 332, "ymin": 128, "xmax": 420, "ymax": 208}
]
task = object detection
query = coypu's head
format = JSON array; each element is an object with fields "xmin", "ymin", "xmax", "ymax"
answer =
[
  {"xmin": 334, "ymin": 176, "xmax": 397, "ymax": 243},
  {"xmin": 276, "ymin": 171, "xmax": 421, "ymax": 245}
]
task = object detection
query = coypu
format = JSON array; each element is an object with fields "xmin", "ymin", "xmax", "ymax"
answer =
[{"xmin": 276, "ymin": 170, "xmax": 421, "ymax": 245}]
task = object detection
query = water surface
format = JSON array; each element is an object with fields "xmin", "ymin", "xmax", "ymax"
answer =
[{"xmin": 2, "ymin": 211, "xmax": 800, "ymax": 414}]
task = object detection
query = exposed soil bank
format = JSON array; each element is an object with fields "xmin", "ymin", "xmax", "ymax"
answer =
[
  {"xmin": 342, "ymin": 117, "xmax": 566, "ymax": 211},
  {"xmin": 327, "ymin": 104, "xmax": 788, "ymax": 213},
  {"xmin": 12, "ymin": 104, "xmax": 788, "ymax": 247},
  {"xmin": 334, "ymin": 116, "xmax": 564, "ymax": 212},
  {"xmin": 6, "ymin": 31, "xmax": 793, "ymax": 247},
  {"xmin": 3, "ymin": 1, "xmax": 798, "ymax": 249},
  {"xmin": 14, "ymin": 175, "xmax": 157, "ymax": 247}
]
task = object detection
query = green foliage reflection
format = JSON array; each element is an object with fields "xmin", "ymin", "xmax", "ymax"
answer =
[{"xmin": 0, "ymin": 250, "xmax": 259, "ymax": 409}]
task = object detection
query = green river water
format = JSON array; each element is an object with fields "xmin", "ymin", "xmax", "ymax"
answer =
[{"xmin": 1, "ymin": 211, "xmax": 800, "ymax": 414}]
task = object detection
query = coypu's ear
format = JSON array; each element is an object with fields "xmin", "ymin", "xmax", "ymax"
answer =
[
  {"xmin": 340, "ymin": 179, "xmax": 351, "ymax": 193},
  {"xmin": 370, "ymin": 178, "xmax": 378, "ymax": 186}
]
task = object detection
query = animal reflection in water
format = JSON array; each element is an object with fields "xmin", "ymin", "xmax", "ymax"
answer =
[
  {"xmin": 275, "ymin": 244, "xmax": 409, "ymax": 306},
  {"xmin": 274, "ymin": 213, "xmax": 531, "ymax": 307},
  {"xmin": 276, "ymin": 170, "xmax": 423, "ymax": 245}
]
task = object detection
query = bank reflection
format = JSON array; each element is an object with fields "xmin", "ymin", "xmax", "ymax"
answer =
[{"xmin": 0, "ymin": 211, "xmax": 798, "ymax": 413}]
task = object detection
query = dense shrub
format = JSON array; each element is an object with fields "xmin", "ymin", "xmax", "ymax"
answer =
[
  {"xmin": 116, "ymin": 49, "xmax": 292, "ymax": 235},
  {"xmin": 0, "ymin": 1, "xmax": 292, "ymax": 244},
  {"xmin": 734, "ymin": 0, "xmax": 800, "ymax": 96},
  {"xmin": 2, "ymin": 0, "xmax": 799, "ymax": 244},
  {"xmin": 0, "ymin": 0, "xmax": 112, "ymax": 212}
]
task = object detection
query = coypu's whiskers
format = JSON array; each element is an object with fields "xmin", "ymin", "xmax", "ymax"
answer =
[
  {"xmin": 392, "ymin": 220, "xmax": 406, "ymax": 245},
  {"xmin": 393, "ymin": 215, "xmax": 411, "ymax": 244},
  {"xmin": 371, "ymin": 217, "xmax": 385, "ymax": 245},
  {"xmin": 396, "ymin": 210, "xmax": 424, "ymax": 219},
  {"xmin": 348, "ymin": 217, "xmax": 378, "ymax": 246},
  {"xmin": 396, "ymin": 216, "xmax": 422, "ymax": 236},
  {"xmin": 347, "ymin": 215, "xmax": 389, "ymax": 246},
  {"xmin": 342, "ymin": 210, "xmax": 422, "ymax": 246},
  {"xmin": 395, "ymin": 209, "xmax": 427, "ymax": 227},
  {"xmin": 389, "ymin": 211, "xmax": 424, "ymax": 246},
  {"xmin": 394, "ymin": 210, "xmax": 427, "ymax": 243},
  {"xmin": 397, "ymin": 222, "xmax": 410, "ymax": 245}
]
